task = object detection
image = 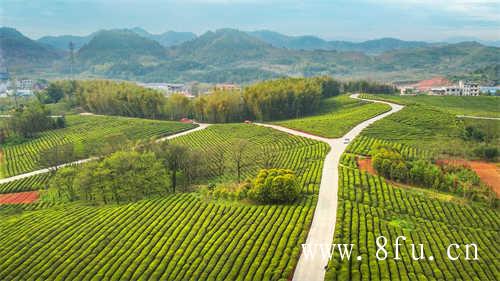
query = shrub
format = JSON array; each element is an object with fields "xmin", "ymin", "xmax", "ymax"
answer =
[{"xmin": 248, "ymin": 169, "xmax": 301, "ymax": 204}]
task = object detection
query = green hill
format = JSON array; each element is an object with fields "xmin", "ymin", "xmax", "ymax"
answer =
[
  {"xmin": 0, "ymin": 27, "xmax": 62, "ymax": 69},
  {"xmin": 77, "ymin": 29, "xmax": 166, "ymax": 64}
]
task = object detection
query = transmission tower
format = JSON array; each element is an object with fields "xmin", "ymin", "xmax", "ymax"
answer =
[{"xmin": 69, "ymin": 41, "xmax": 75, "ymax": 79}]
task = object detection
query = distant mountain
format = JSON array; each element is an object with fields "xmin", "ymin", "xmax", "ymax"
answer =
[
  {"xmin": 37, "ymin": 27, "xmax": 196, "ymax": 51},
  {"xmin": 445, "ymin": 36, "xmax": 500, "ymax": 48},
  {"xmin": 38, "ymin": 34, "xmax": 92, "ymax": 51},
  {"xmin": 378, "ymin": 42, "xmax": 500, "ymax": 71},
  {"xmin": 168, "ymin": 29, "xmax": 278, "ymax": 65},
  {"xmin": 0, "ymin": 27, "xmax": 62, "ymax": 69},
  {"xmin": 3, "ymin": 27, "xmax": 499, "ymax": 84},
  {"xmin": 77, "ymin": 29, "xmax": 166, "ymax": 64},
  {"xmin": 130, "ymin": 27, "xmax": 196, "ymax": 47},
  {"xmin": 249, "ymin": 30, "xmax": 431, "ymax": 54}
]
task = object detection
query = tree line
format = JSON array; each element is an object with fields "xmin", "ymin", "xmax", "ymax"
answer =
[{"xmin": 39, "ymin": 77, "xmax": 396, "ymax": 123}]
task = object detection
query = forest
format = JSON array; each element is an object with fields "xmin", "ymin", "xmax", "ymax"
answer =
[{"xmin": 33, "ymin": 77, "xmax": 396, "ymax": 123}]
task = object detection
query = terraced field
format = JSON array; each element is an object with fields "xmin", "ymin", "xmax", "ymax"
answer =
[
  {"xmin": 172, "ymin": 124, "xmax": 329, "ymax": 193},
  {"xmin": 0, "ymin": 124, "xmax": 329, "ymax": 280},
  {"xmin": 326, "ymin": 164, "xmax": 500, "ymax": 280},
  {"xmin": 325, "ymin": 133, "xmax": 500, "ymax": 280},
  {"xmin": 0, "ymin": 115, "xmax": 195, "ymax": 178},
  {"xmin": 357, "ymin": 102, "xmax": 500, "ymax": 158},
  {"xmin": 273, "ymin": 95, "xmax": 391, "ymax": 138},
  {"xmin": 0, "ymin": 174, "xmax": 50, "ymax": 194},
  {"xmin": 361, "ymin": 94, "xmax": 500, "ymax": 118}
]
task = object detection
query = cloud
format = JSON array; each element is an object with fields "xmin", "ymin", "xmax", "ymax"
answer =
[{"xmin": 372, "ymin": 0, "xmax": 500, "ymax": 21}]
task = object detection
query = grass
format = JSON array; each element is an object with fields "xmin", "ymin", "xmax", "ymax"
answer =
[
  {"xmin": 0, "ymin": 124, "xmax": 328, "ymax": 280},
  {"xmin": 362, "ymin": 94, "xmax": 500, "ymax": 118},
  {"xmin": 272, "ymin": 95, "xmax": 391, "ymax": 138},
  {"xmin": 0, "ymin": 115, "xmax": 195, "ymax": 178}
]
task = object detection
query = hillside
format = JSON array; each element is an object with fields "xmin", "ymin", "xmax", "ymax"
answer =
[
  {"xmin": 0, "ymin": 27, "xmax": 62, "ymax": 69},
  {"xmin": 3, "ymin": 27, "xmax": 500, "ymax": 83},
  {"xmin": 37, "ymin": 34, "xmax": 92, "ymax": 51},
  {"xmin": 130, "ymin": 27, "xmax": 196, "ymax": 47},
  {"xmin": 77, "ymin": 29, "xmax": 166, "ymax": 64},
  {"xmin": 250, "ymin": 30, "xmax": 431, "ymax": 54},
  {"xmin": 378, "ymin": 42, "xmax": 500, "ymax": 72},
  {"xmin": 168, "ymin": 29, "xmax": 278, "ymax": 65}
]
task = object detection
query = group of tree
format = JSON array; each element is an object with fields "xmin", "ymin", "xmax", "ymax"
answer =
[
  {"xmin": 246, "ymin": 169, "xmax": 301, "ymax": 204},
  {"xmin": 48, "ymin": 141, "xmax": 208, "ymax": 204},
  {"xmin": 461, "ymin": 124, "xmax": 498, "ymax": 161},
  {"xmin": 2, "ymin": 102, "xmax": 65, "ymax": 141},
  {"xmin": 38, "ymin": 77, "xmax": 396, "ymax": 123},
  {"xmin": 38, "ymin": 80, "xmax": 168, "ymax": 119},
  {"xmin": 371, "ymin": 145, "xmax": 495, "ymax": 205}
]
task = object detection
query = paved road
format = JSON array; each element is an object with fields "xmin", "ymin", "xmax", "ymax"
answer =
[
  {"xmin": 256, "ymin": 94, "xmax": 403, "ymax": 281},
  {"xmin": 456, "ymin": 115, "xmax": 500, "ymax": 120},
  {"xmin": 0, "ymin": 123, "xmax": 210, "ymax": 185}
]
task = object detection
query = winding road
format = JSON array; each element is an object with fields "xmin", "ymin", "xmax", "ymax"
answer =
[
  {"xmin": 256, "ymin": 94, "xmax": 403, "ymax": 281},
  {"xmin": 0, "ymin": 123, "xmax": 210, "ymax": 185},
  {"xmin": 1, "ymin": 94, "xmax": 403, "ymax": 280}
]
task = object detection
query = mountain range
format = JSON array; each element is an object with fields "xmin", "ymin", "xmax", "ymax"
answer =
[{"xmin": 1, "ymin": 26, "xmax": 499, "ymax": 83}]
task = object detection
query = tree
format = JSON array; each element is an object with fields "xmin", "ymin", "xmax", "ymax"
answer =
[
  {"xmin": 248, "ymin": 169, "xmax": 301, "ymax": 204},
  {"xmin": 38, "ymin": 144, "xmax": 76, "ymax": 174},
  {"xmin": 156, "ymin": 142, "xmax": 189, "ymax": 192},
  {"xmin": 44, "ymin": 83, "xmax": 65, "ymax": 103},
  {"xmin": 6, "ymin": 102, "xmax": 55, "ymax": 138},
  {"xmin": 229, "ymin": 139, "xmax": 251, "ymax": 183}
]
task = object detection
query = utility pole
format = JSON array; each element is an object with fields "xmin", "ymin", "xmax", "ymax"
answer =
[
  {"xmin": 10, "ymin": 76, "xmax": 18, "ymax": 109},
  {"xmin": 69, "ymin": 41, "xmax": 75, "ymax": 79}
]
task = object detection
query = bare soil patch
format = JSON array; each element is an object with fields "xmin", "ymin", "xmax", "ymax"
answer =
[
  {"xmin": 0, "ymin": 191, "xmax": 39, "ymax": 204},
  {"xmin": 357, "ymin": 157, "xmax": 376, "ymax": 174},
  {"xmin": 437, "ymin": 159, "xmax": 500, "ymax": 197}
]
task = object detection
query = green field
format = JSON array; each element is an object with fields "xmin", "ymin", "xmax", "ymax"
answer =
[
  {"xmin": 0, "ymin": 124, "xmax": 328, "ymax": 280},
  {"xmin": 362, "ymin": 94, "xmax": 500, "ymax": 118},
  {"xmin": 0, "ymin": 174, "xmax": 50, "ymax": 194},
  {"xmin": 325, "ymin": 137, "xmax": 500, "ymax": 281},
  {"xmin": 359, "ymin": 102, "xmax": 499, "ymax": 158},
  {"xmin": 0, "ymin": 115, "xmax": 195, "ymax": 178},
  {"xmin": 272, "ymin": 95, "xmax": 391, "ymax": 138}
]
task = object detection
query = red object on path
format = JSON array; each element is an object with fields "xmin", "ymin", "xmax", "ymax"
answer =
[
  {"xmin": 0, "ymin": 191, "xmax": 39, "ymax": 204},
  {"xmin": 180, "ymin": 118, "xmax": 194, "ymax": 124}
]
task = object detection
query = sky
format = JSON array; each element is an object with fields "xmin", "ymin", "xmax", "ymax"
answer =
[{"xmin": 1, "ymin": 0, "xmax": 499, "ymax": 42}]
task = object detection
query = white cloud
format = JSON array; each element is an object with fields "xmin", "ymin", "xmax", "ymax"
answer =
[{"xmin": 372, "ymin": 0, "xmax": 500, "ymax": 21}]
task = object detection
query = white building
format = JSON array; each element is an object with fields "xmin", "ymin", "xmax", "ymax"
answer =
[
  {"xmin": 459, "ymin": 80, "xmax": 480, "ymax": 96},
  {"xmin": 138, "ymin": 83, "xmax": 189, "ymax": 96},
  {"xmin": 430, "ymin": 81, "xmax": 480, "ymax": 96}
]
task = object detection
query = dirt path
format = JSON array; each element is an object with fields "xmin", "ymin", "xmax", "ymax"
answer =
[
  {"xmin": 256, "ymin": 94, "xmax": 404, "ymax": 281},
  {"xmin": 0, "ymin": 123, "xmax": 210, "ymax": 185}
]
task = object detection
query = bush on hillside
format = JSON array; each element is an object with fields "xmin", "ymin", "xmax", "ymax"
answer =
[{"xmin": 248, "ymin": 169, "xmax": 301, "ymax": 204}]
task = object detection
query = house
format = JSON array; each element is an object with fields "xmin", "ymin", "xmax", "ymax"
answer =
[{"xmin": 430, "ymin": 81, "xmax": 480, "ymax": 96}]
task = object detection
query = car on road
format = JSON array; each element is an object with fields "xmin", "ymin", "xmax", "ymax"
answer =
[{"xmin": 343, "ymin": 138, "xmax": 350, "ymax": 144}]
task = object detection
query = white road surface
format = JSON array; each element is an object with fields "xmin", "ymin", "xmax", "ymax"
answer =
[
  {"xmin": 256, "ymin": 94, "xmax": 403, "ymax": 281},
  {"xmin": 0, "ymin": 123, "xmax": 210, "ymax": 185}
]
